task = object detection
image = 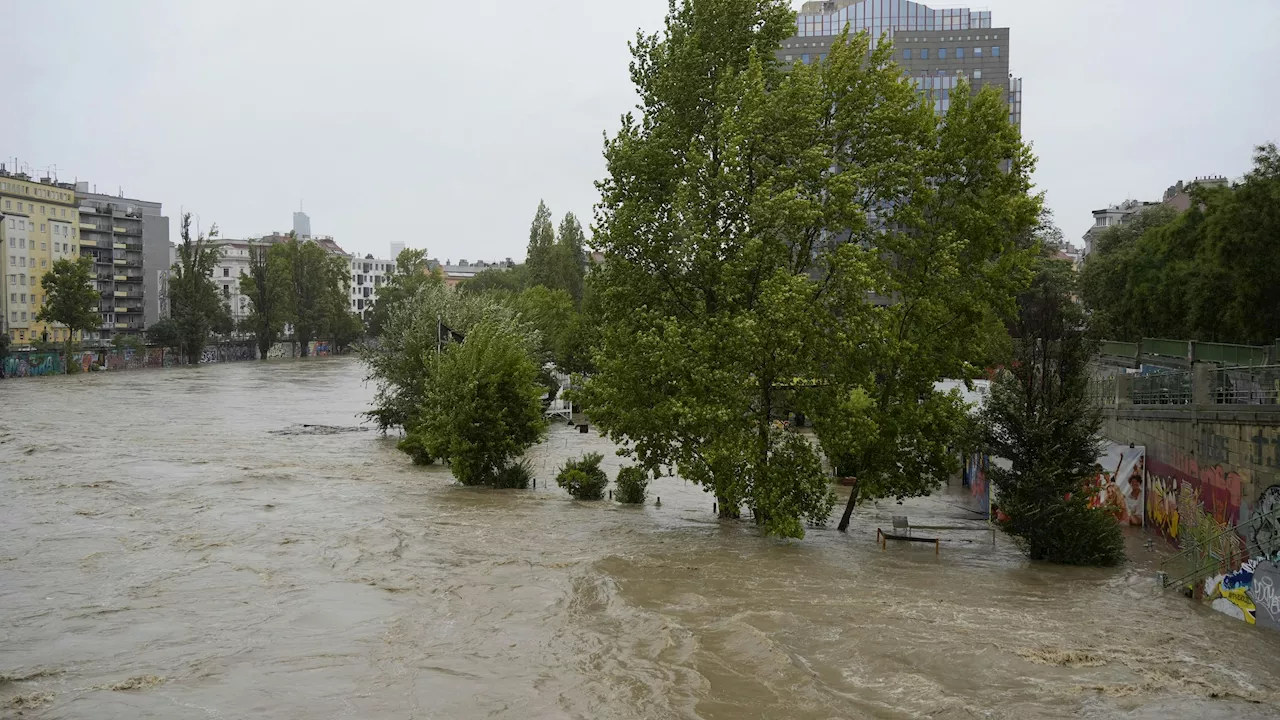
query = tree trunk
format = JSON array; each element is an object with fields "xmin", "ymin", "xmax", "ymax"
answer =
[
  {"xmin": 716, "ymin": 495, "xmax": 740, "ymax": 519},
  {"xmin": 836, "ymin": 479, "xmax": 860, "ymax": 532}
]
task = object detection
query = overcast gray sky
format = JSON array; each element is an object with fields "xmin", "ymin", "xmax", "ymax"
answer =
[{"xmin": 7, "ymin": 1, "xmax": 1278, "ymax": 261}]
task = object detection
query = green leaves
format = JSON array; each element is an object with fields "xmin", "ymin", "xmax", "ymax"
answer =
[
  {"xmin": 362, "ymin": 283, "xmax": 546, "ymax": 486},
  {"xmin": 167, "ymin": 213, "xmax": 226, "ymax": 364},
  {"xmin": 416, "ymin": 315, "xmax": 547, "ymax": 486},
  {"xmin": 982, "ymin": 257, "xmax": 1123, "ymax": 566},
  {"xmin": 1081, "ymin": 142, "xmax": 1280, "ymax": 345},
  {"xmin": 584, "ymin": 0, "xmax": 1039, "ymax": 538},
  {"xmin": 37, "ymin": 256, "xmax": 99, "ymax": 343}
]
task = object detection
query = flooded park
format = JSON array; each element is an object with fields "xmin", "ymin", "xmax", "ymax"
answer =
[{"xmin": 3, "ymin": 357, "xmax": 1280, "ymax": 718}]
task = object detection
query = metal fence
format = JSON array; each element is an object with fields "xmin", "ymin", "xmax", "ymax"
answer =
[
  {"xmin": 1211, "ymin": 365, "xmax": 1280, "ymax": 405},
  {"xmin": 1159, "ymin": 503, "xmax": 1280, "ymax": 592},
  {"xmin": 1130, "ymin": 370, "xmax": 1193, "ymax": 405}
]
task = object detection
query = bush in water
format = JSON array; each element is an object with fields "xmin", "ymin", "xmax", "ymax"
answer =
[
  {"xmin": 557, "ymin": 453, "xmax": 608, "ymax": 500},
  {"xmin": 615, "ymin": 466, "xmax": 648, "ymax": 504}
]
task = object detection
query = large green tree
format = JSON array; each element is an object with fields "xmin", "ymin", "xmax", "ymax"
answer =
[
  {"xmin": 982, "ymin": 256, "xmax": 1124, "ymax": 566},
  {"xmin": 366, "ymin": 248, "xmax": 443, "ymax": 337},
  {"xmin": 1080, "ymin": 142, "xmax": 1280, "ymax": 345},
  {"xmin": 547, "ymin": 212, "xmax": 588, "ymax": 303},
  {"xmin": 525, "ymin": 201, "xmax": 557, "ymax": 288},
  {"xmin": 239, "ymin": 243, "xmax": 288, "ymax": 359},
  {"xmin": 362, "ymin": 284, "xmax": 545, "ymax": 485},
  {"xmin": 36, "ymin": 256, "xmax": 99, "ymax": 372},
  {"xmin": 270, "ymin": 233, "xmax": 350, "ymax": 355},
  {"xmin": 408, "ymin": 314, "xmax": 547, "ymax": 485},
  {"xmin": 168, "ymin": 213, "xmax": 226, "ymax": 364},
  {"xmin": 579, "ymin": 0, "xmax": 1038, "ymax": 538}
]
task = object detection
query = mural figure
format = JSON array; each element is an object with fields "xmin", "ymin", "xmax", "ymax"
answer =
[
  {"xmin": 1089, "ymin": 445, "xmax": 1144, "ymax": 526},
  {"xmin": 1253, "ymin": 485, "xmax": 1280, "ymax": 560}
]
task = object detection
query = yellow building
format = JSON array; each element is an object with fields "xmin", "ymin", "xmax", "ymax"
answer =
[{"xmin": 1, "ymin": 171, "xmax": 81, "ymax": 346}]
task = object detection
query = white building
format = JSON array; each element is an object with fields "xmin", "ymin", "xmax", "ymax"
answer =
[
  {"xmin": 210, "ymin": 239, "xmax": 266, "ymax": 326},
  {"xmin": 349, "ymin": 254, "xmax": 396, "ymax": 317}
]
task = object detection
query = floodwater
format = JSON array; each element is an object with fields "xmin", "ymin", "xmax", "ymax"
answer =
[{"xmin": 3, "ymin": 358, "xmax": 1280, "ymax": 719}]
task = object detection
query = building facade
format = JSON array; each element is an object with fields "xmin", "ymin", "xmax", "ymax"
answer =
[
  {"xmin": 1081, "ymin": 176, "xmax": 1229, "ymax": 259},
  {"xmin": 779, "ymin": 1, "xmax": 1020, "ymax": 125},
  {"xmin": 1, "ymin": 170, "xmax": 81, "ymax": 345},
  {"xmin": 349, "ymin": 254, "xmax": 396, "ymax": 316},
  {"xmin": 74, "ymin": 184, "xmax": 169, "ymax": 343}
]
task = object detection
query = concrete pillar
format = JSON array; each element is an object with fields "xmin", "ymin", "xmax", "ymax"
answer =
[
  {"xmin": 1116, "ymin": 373, "xmax": 1133, "ymax": 405},
  {"xmin": 1192, "ymin": 362, "xmax": 1214, "ymax": 406}
]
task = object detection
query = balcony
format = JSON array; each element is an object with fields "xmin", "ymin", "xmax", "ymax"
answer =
[
  {"xmin": 112, "ymin": 227, "xmax": 126, "ymax": 233},
  {"xmin": 113, "ymin": 243, "xmax": 126, "ymax": 250},
  {"xmin": 113, "ymin": 259, "xmax": 126, "ymax": 265},
  {"xmin": 113, "ymin": 274, "xmax": 127, "ymax": 281}
]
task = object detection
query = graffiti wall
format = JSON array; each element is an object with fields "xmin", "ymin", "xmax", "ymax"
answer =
[
  {"xmin": 1146, "ymin": 455, "xmax": 1245, "ymax": 545},
  {"xmin": 962, "ymin": 453, "xmax": 990, "ymax": 518},
  {"xmin": 1088, "ymin": 444, "xmax": 1145, "ymax": 527},
  {"xmin": 309, "ymin": 341, "xmax": 331, "ymax": 357},
  {"xmin": 1, "ymin": 352, "xmax": 62, "ymax": 377}
]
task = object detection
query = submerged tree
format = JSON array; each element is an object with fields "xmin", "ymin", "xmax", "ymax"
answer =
[
  {"xmin": 168, "ymin": 213, "xmax": 226, "ymax": 364},
  {"xmin": 982, "ymin": 257, "xmax": 1124, "ymax": 566},
  {"xmin": 239, "ymin": 243, "xmax": 287, "ymax": 359},
  {"xmin": 270, "ymin": 233, "xmax": 350, "ymax": 355},
  {"xmin": 366, "ymin": 248, "xmax": 443, "ymax": 337},
  {"xmin": 36, "ymin": 256, "xmax": 99, "ymax": 372},
  {"xmin": 580, "ymin": 0, "xmax": 1038, "ymax": 538},
  {"xmin": 363, "ymin": 283, "xmax": 545, "ymax": 486}
]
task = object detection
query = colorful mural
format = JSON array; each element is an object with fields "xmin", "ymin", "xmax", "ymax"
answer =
[
  {"xmin": 962, "ymin": 453, "xmax": 990, "ymax": 518},
  {"xmin": 1, "ymin": 352, "xmax": 61, "ymax": 377},
  {"xmin": 1088, "ymin": 444, "xmax": 1145, "ymax": 526}
]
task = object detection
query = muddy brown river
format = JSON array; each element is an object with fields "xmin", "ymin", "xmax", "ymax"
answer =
[{"xmin": 3, "ymin": 357, "xmax": 1280, "ymax": 718}]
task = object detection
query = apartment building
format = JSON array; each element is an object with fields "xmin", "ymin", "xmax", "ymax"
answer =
[
  {"xmin": 74, "ymin": 184, "xmax": 169, "ymax": 342},
  {"xmin": 1, "ymin": 169, "xmax": 81, "ymax": 346}
]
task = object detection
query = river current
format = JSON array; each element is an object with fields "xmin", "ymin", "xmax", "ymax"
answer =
[{"xmin": 2, "ymin": 357, "xmax": 1279, "ymax": 718}]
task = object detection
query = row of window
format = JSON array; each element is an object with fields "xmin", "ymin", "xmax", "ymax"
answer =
[
  {"xmin": 5, "ymin": 217, "xmax": 76, "ymax": 238},
  {"xmin": 1, "ymin": 198, "xmax": 76, "ymax": 218},
  {"xmin": 9, "ymin": 292, "xmax": 41, "ymax": 306},
  {"xmin": 6, "ymin": 274, "xmax": 33, "ymax": 287},
  {"xmin": 903, "ymin": 46, "xmax": 999, "ymax": 60},
  {"xmin": 7, "ymin": 328, "xmax": 74, "ymax": 342},
  {"xmin": 0, "ymin": 181, "xmax": 73, "ymax": 203}
]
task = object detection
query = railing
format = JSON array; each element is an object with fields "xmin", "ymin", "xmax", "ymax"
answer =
[
  {"xmin": 1130, "ymin": 370, "xmax": 1192, "ymax": 405},
  {"xmin": 1159, "ymin": 504, "xmax": 1280, "ymax": 592},
  {"xmin": 1096, "ymin": 337, "xmax": 1278, "ymax": 369},
  {"xmin": 1211, "ymin": 365, "xmax": 1280, "ymax": 405}
]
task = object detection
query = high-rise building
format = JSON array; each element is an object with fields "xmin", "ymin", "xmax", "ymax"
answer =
[
  {"xmin": 74, "ymin": 183, "xmax": 169, "ymax": 343},
  {"xmin": 293, "ymin": 211, "xmax": 311, "ymax": 239},
  {"xmin": 0, "ymin": 168, "xmax": 80, "ymax": 345},
  {"xmin": 389, "ymin": 241, "xmax": 405, "ymax": 262},
  {"xmin": 778, "ymin": 1, "xmax": 1020, "ymax": 126}
]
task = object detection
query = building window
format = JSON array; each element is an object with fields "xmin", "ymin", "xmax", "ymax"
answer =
[
  {"xmin": 920, "ymin": 48, "xmax": 928, "ymax": 59},
  {"xmin": 784, "ymin": 54, "xmax": 792, "ymax": 62},
  {"xmin": 801, "ymin": 53, "xmax": 810, "ymax": 64},
  {"xmin": 903, "ymin": 49, "xmax": 911, "ymax": 60},
  {"xmin": 992, "ymin": 46, "xmax": 1000, "ymax": 57},
  {"xmin": 40, "ymin": 224, "xmax": 45, "ymax": 232},
  {"xmin": 938, "ymin": 48, "xmax": 946, "ymax": 59},
  {"xmin": 955, "ymin": 47, "xmax": 964, "ymax": 59},
  {"xmin": 974, "ymin": 47, "xmax": 982, "ymax": 57},
  {"xmin": 973, "ymin": 69, "xmax": 982, "ymax": 79},
  {"xmin": 40, "ymin": 206, "xmax": 45, "ymax": 215},
  {"xmin": 223, "ymin": 267, "xmax": 229, "ymax": 277},
  {"xmin": 20, "ymin": 294, "xmax": 25, "ymax": 303},
  {"xmin": 223, "ymin": 285, "xmax": 230, "ymax": 299}
]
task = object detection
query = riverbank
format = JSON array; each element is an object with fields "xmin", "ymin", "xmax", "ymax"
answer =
[
  {"xmin": 3, "ymin": 357, "xmax": 1279, "ymax": 718},
  {"xmin": 0, "ymin": 340, "xmax": 339, "ymax": 378}
]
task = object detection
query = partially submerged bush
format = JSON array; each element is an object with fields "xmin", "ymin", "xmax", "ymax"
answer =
[
  {"xmin": 397, "ymin": 431, "xmax": 435, "ymax": 465},
  {"xmin": 615, "ymin": 466, "xmax": 648, "ymax": 504},
  {"xmin": 494, "ymin": 459, "xmax": 535, "ymax": 489},
  {"xmin": 557, "ymin": 453, "xmax": 608, "ymax": 500}
]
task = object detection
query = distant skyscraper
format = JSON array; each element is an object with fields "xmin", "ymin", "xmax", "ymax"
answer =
[
  {"xmin": 293, "ymin": 211, "xmax": 311, "ymax": 239},
  {"xmin": 389, "ymin": 241, "xmax": 405, "ymax": 261},
  {"xmin": 778, "ymin": 0, "xmax": 1020, "ymax": 126}
]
